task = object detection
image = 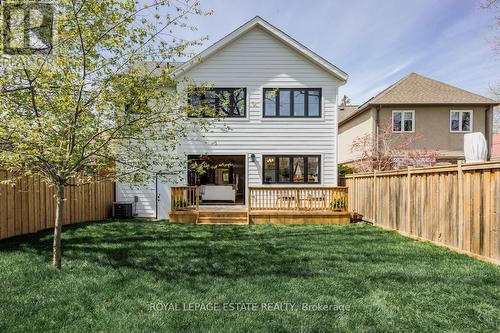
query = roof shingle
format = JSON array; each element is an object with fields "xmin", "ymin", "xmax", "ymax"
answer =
[
  {"xmin": 340, "ymin": 73, "xmax": 499, "ymax": 125},
  {"xmin": 366, "ymin": 72, "xmax": 497, "ymax": 105},
  {"xmin": 338, "ymin": 105, "xmax": 359, "ymax": 123}
]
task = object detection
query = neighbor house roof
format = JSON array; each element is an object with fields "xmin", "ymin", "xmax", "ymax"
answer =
[
  {"xmin": 340, "ymin": 73, "xmax": 499, "ymax": 126},
  {"xmin": 338, "ymin": 105, "xmax": 359, "ymax": 123},
  {"xmin": 172, "ymin": 16, "xmax": 348, "ymax": 82}
]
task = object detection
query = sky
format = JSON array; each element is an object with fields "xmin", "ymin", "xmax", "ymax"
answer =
[{"xmin": 169, "ymin": 0, "xmax": 500, "ymax": 105}]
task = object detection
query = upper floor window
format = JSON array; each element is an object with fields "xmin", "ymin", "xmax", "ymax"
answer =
[
  {"xmin": 189, "ymin": 88, "xmax": 246, "ymax": 118},
  {"xmin": 263, "ymin": 88, "xmax": 321, "ymax": 118},
  {"xmin": 263, "ymin": 155, "xmax": 321, "ymax": 184},
  {"xmin": 392, "ymin": 110, "xmax": 415, "ymax": 132},
  {"xmin": 450, "ymin": 110, "xmax": 472, "ymax": 132}
]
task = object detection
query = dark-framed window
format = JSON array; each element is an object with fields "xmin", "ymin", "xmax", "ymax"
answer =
[
  {"xmin": 263, "ymin": 88, "xmax": 321, "ymax": 118},
  {"xmin": 263, "ymin": 155, "xmax": 321, "ymax": 184},
  {"xmin": 189, "ymin": 88, "xmax": 246, "ymax": 117}
]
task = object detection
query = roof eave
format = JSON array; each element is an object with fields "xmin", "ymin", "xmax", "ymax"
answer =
[{"xmin": 369, "ymin": 101, "xmax": 500, "ymax": 106}]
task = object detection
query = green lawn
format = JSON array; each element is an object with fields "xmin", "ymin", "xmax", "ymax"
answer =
[{"xmin": 0, "ymin": 221, "xmax": 499, "ymax": 333}]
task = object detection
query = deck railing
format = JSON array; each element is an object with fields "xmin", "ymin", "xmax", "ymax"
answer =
[
  {"xmin": 248, "ymin": 187, "xmax": 348, "ymax": 212},
  {"xmin": 171, "ymin": 186, "xmax": 199, "ymax": 211}
]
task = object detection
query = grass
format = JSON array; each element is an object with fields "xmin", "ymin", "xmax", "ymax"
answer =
[{"xmin": 0, "ymin": 220, "xmax": 499, "ymax": 333}]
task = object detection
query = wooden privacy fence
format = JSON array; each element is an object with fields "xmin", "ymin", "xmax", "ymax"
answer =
[
  {"xmin": 0, "ymin": 171, "xmax": 115, "ymax": 240},
  {"xmin": 249, "ymin": 187, "xmax": 348, "ymax": 212},
  {"xmin": 342, "ymin": 161, "xmax": 500, "ymax": 264}
]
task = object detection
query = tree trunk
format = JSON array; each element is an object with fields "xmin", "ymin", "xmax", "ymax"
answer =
[{"xmin": 52, "ymin": 183, "xmax": 65, "ymax": 270}]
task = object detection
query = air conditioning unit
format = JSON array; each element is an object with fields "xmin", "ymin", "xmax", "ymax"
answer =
[{"xmin": 112, "ymin": 201, "xmax": 135, "ymax": 219}]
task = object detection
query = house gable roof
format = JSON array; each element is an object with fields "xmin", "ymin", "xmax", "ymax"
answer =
[
  {"xmin": 338, "ymin": 105, "xmax": 360, "ymax": 123},
  {"xmin": 340, "ymin": 73, "xmax": 499, "ymax": 126},
  {"xmin": 367, "ymin": 73, "xmax": 498, "ymax": 105},
  {"xmin": 172, "ymin": 16, "xmax": 348, "ymax": 82}
]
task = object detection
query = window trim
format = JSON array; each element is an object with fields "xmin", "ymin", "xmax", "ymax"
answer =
[
  {"xmin": 392, "ymin": 110, "xmax": 415, "ymax": 133},
  {"xmin": 450, "ymin": 110, "xmax": 473, "ymax": 133},
  {"xmin": 262, "ymin": 155, "xmax": 321, "ymax": 184},
  {"xmin": 188, "ymin": 87, "xmax": 247, "ymax": 118},
  {"xmin": 262, "ymin": 88, "xmax": 322, "ymax": 118}
]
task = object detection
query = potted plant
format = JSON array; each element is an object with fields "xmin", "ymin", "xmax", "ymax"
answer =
[
  {"xmin": 329, "ymin": 197, "xmax": 346, "ymax": 211},
  {"xmin": 175, "ymin": 198, "xmax": 191, "ymax": 210}
]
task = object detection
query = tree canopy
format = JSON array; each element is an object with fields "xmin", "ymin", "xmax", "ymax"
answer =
[{"xmin": 0, "ymin": 0, "xmax": 215, "ymax": 268}]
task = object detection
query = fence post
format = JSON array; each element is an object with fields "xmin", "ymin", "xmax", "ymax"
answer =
[
  {"xmin": 344, "ymin": 187, "xmax": 349, "ymax": 212},
  {"xmin": 372, "ymin": 170, "xmax": 377, "ymax": 223},
  {"xmin": 457, "ymin": 160, "xmax": 464, "ymax": 249},
  {"xmin": 352, "ymin": 173, "xmax": 356, "ymax": 213},
  {"xmin": 406, "ymin": 166, "xmax": 412, "ymax": 235}
]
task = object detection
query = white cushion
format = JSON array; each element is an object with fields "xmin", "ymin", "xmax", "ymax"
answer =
[{"xmin": 201, "ymin": 185, "xmax": 235, "ymax": 202}]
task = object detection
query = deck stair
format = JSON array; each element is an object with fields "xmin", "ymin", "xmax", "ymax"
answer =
[{"xmin": 196, "ymin": 210, "xmax": 248, "ymax": 225}]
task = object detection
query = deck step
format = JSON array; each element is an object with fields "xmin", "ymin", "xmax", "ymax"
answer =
[
  {"xmin": 197, "ymin": 211, "xmax": 248, "ymax": 224},
  {"xmin": 198, "ymin": 212, "xmax": 247, "ymax": 217},
  {"xmin": 196, "ymin": 220, "xmax": 248, "ymax": 225}
]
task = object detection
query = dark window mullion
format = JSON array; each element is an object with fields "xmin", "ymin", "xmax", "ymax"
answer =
[
  {"xmin": 229, "ymin": 90, "xmax": 235, "ymax": 117},
  {"xmin": 276, "ymin": 89, "xmax": 280, "ymax": 117},
  {"xmin": 290, "ymin": 90, "xmax": 294, "ymax": 117},
  {"xmin": 318, "ymin": 156, "xmax": 321, "ymax": 184},
  {"xmin": 287, "ymin": 156, "xmax": 291, "ymax": 183},
  {"xmin": 275, "ymin": 157, "xmax": 279, "ymax": 184},
  {"xmin": 214, "ymin": 88, "xmax": 221, "ymax": 116},
  {"xmin": 262, "ymin": 155, "xmax": 321, "ymax": 184},
  {"xmin": 304, "ymin": 156, "xmax": 308, "ymax": 184},
  {"xmin": 305, "ymin": 89, "xmax": 309, "ymax": 117}
]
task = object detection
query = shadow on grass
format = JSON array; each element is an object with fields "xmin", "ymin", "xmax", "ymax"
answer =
[
  {"xmin": 0, "ymin": 219, "xmax": 493, "ymax": 285},
  {"xmin": 1, "ymin": 220, "xmax": 499, "ymax": 333}
]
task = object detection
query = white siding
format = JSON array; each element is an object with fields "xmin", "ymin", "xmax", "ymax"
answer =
[
  {"xmin": 117, "ymin": 25, "xmax": 344, "ymax": 218},
  {"xmin": 179, "ymin": 26, "xmax": 342, "ymax": 187},
  {"xmin": 116, "ymin": 181, "xmax": 156, "ymax": 218}
]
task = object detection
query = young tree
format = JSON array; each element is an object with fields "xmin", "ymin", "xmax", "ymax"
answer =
[
  {"xmin": 0, "ymin": 0, "xmax": 215, "ymax": 269},
  {"xmin": 340, "ymin": 94, "xmax": 351, "ymax": 106},
  {"xmin": 481, "ymin": 0, "xmax": 500, "ymax": 55},
  {"xmin": 350, "ymin": 121, "xmax": 439, "ymax": 172},
  {"xmin": 482, "ymin": 0, "xmax": 500, "ymax": 98}
]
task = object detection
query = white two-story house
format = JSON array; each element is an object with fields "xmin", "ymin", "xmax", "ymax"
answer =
[{"xmin": 117, "ymin": 16, "xmax": 348, "ymax": 221}]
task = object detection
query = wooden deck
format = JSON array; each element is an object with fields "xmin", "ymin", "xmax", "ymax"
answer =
[
  {"xmin": 169, "ymin": 186, "xmax": 350, "ymax": 225},
  {"xmin": 249, "ymin": 210, "xmax": 350, "ymax": 224}
]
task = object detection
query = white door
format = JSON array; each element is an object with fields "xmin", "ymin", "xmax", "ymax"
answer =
[{"xmin": 156, "ymin": 178, "xmax": 171, "ymax": 220}]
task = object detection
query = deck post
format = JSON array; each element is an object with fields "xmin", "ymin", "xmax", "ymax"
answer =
[
  {"xmin": 457, "ymin": 160, "xmax": 464, "ymax": 249},
  {"xmin": 295, "ymin": 188, "xmax": 300, "ymax": 210},
  {"xmin": 248, "ymin": 187, "xmax": 252, "ymax": 213},
  {"xmin": 196, "ymin": 186, "xmax": 200, "ymax": 211}
]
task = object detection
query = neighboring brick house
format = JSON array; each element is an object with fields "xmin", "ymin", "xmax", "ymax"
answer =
[{"xmin": 338, "ymin": 73, "xmax": 499, "ymax": 164}]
